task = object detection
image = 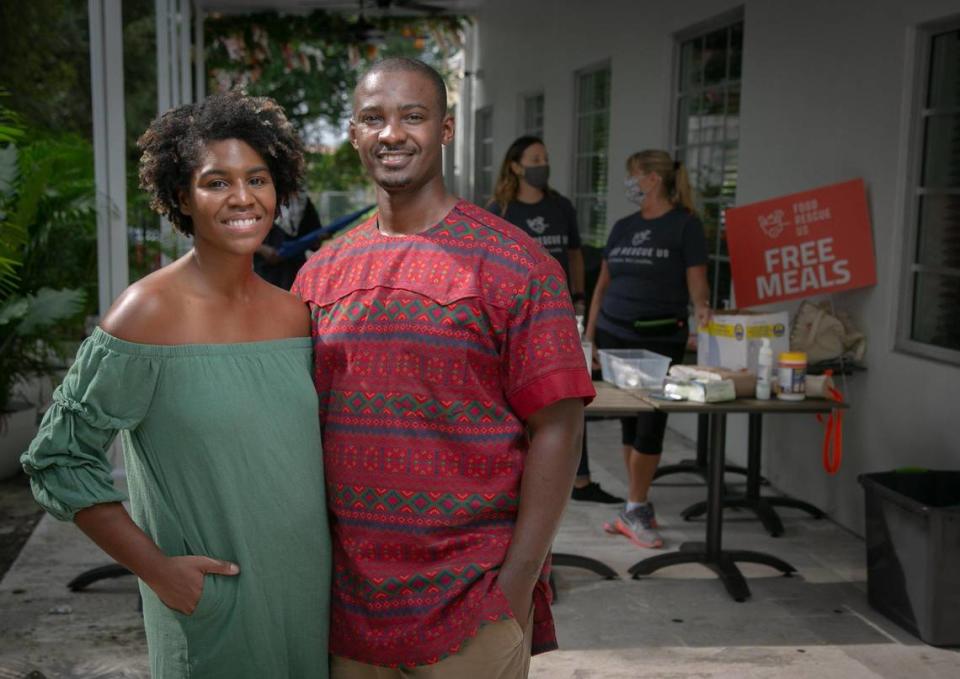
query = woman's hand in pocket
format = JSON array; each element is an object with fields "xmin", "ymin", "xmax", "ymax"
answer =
[{"xmin": 147, "ymin": 555, "xmax": 240, "ymax": 615}]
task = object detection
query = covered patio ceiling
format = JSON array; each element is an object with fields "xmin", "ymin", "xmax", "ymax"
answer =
[{"xmin": 195, "ymin": 0, "xmax": 483, "ymax": 16}]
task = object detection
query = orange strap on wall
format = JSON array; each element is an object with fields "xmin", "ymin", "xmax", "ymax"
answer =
[{"xmin": 815, "ymin": 370, "xmax": 844, "ymax": 474}]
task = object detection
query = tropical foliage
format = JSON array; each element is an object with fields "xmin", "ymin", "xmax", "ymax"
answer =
[{"xmin": 0, "ymin": 100, "xmax": 91, "ymax": 413}]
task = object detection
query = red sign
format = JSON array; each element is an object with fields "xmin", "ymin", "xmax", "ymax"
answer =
[{"xmin": 724, "ymin": 178, "xmax": 877, "ymax": 307}]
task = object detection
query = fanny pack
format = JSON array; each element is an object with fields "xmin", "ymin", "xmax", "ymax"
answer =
[{"xmin": 601, "ymin": 310, "xmax": 688, "ymax": 337}]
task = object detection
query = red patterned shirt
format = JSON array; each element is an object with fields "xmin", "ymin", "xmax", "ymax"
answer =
[{"xmin": 293, "ymin": 199, "xmax": 595, "ymax": 667}]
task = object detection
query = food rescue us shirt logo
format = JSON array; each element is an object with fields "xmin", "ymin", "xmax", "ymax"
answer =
[
  {"xmin": 725, "ymin": 179, "xmax": 877, "ymax": 307},
  {"xmin": 609, "ymin": 229, "xmax": 669, "ymax": 263},
  {"xmin": 526, "ymin": 215, "xmax": 550, "ymax": 235}
]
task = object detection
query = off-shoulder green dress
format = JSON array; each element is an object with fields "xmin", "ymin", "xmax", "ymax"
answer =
[{"xmin": 21, "ymin": 328, "xmax": 330, "ymax": 678}]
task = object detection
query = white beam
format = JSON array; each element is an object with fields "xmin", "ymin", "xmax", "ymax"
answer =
[{"xmin": 88, "ymin": 0, "xmax": 128, "ymax": 315}]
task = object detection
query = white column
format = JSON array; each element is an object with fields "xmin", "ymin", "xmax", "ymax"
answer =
[
  {"xmin": 155, "ymin": 0, "xmax": 196, "ymax": 262},
  {"xmin": 194, "ymin": 0, "xmax": 206, "ymax": 102},
  {"xmin": 88, "ymin": 0, "xmax": 128, "ymax": 316}
]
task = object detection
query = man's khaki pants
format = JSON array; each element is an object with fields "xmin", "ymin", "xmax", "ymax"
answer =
[{"xmin": 331, "ymin": 613, "xmax": 534, "ymax": 679}]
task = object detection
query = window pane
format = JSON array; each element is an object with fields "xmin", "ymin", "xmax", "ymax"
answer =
[
  {"xmin": 704, "ymin": 28, "xmax": 728, "ymax": 85},
  {"xmin": 577, "ymin": 115, "xmax": 594, "ymax": 152},
  {"xmin": 700, "ymin": 146, "xmax": 724, "ymax": 199},
  {"xmin": 684, "ymin": 146, "xmax": 700, "ymax": 189},
  {"xmin": 729, "ymin": 23, "xmax": 744, "ymax": 80},
  {"xmin": 593, "ymin": 113, "xmax": 609, "ymax": 149},
  {"xmin": 721, "ymin": 144, "xmax": 739, "ymax": 198},
  {"xmin": 701, "ymin": 202, "xmax": 721, "ymax": 250},
  {"xmin": 682, "ymin": 37, "xmax": 704, "ymax": 91},
  {"xmin": 679, "ymin": 41, "xmax": 695, "ymax": 93},
  {"xmin": 594, "ymin": 70, "xmax": 611, "ymax": 111},
  {"xmin": 928, "ymin": 29, "xmax": 960, "ymax": 109},
  {"xmin": 725, "ymin": 86, "xmax": 741, "ymax": 140},
  {"xmin": 922, "ymin": 113, "xmax": 960, "ymax": 187},
  {"xmin": 574, "ymin": 66, "xmax": 611, "ymax": 241},
  {"xmin": 912, "ymin": 272, "xmax": 960, "ymax": 350},
  {"xmin": 578, "ymin": 72, "xmax": 593, "ymax": 110},
  {"xmin": 917, "ymin": 194, "xmax": 960, "ymax": 269}
]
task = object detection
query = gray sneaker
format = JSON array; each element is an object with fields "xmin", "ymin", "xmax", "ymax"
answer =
[{"xmin": 605, "ymin": 503, "xmax": 664, "ymax": 548}]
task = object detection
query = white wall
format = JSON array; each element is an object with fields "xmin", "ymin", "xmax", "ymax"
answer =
[{"xmin": 467, "ymin": 0, "xmax": 960, "ymax": 535}]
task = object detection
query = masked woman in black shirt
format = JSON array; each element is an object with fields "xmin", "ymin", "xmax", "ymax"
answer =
[
  {"xmin": 584, "ymin": 149, "xmax": 711, "ymax": 547},
  {"xmin": 489, "ymin": 136, "xmax": 622, "ymax": 505}
]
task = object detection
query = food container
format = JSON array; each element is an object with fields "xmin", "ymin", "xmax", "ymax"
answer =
[
  {"xmin": 663, "ymin": 377, "xmax": 736, "ymax": 403},
  {"xmin": 777, "ymin": 351, "xmax": 807, "ymax": 401},
  {"xmin": 598, "ymin": 349, "xmax": 671, "ymax": 390}
]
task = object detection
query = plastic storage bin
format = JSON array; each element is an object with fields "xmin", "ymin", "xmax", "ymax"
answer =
[
  {"xmin": 598, "ymin": 349, "xmax": 671, "ymax": 390},
  {"xmin": 858, "ymin": 470, "xmax": 960, "ymax": 646}
]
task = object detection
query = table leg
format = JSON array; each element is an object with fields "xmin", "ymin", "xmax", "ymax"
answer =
[
  {"xmin": 551, "ymin": 553, "xmax": 619, "ymax": 579},
  {"xmin": 629, "ymin": 412, "xmax": 796, "ymax": 602},
  {"xmin": 680, "ymin": 413, "xmax": 820, "ymax": 535},
  {"xmin": 653, "ymin": 414, "xmax": 752, "ymax": 485}
]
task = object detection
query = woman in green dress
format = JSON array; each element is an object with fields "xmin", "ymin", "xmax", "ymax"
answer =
[{"xmin": 20, "ymin": 92, "xmax": 330, "ymax": 678}]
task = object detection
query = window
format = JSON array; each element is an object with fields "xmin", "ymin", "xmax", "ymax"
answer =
[
  {"xmin": 573, "ymin": 64, "xmax": 611, "ymax": 246},
  {"xmin": 673, "ymin": 13, "xmax": 743, "ymax": 309},
  {"xmin": 473, "ymin": 106, "xmax": 494, "ymax": 205},
  {"xmin": 899, "ymin": 20, "xmax": 960, "ymax": 363},
  {"xmin": 520, "ymin": 92, "xmax": 544, "ymax": 138}
]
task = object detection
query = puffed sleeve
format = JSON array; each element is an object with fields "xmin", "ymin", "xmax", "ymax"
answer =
[{"xmin": 20, "ymin": 332, "xmax": 161, "ymax": 521}]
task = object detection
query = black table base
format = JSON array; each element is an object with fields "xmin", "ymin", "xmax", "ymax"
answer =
[
  {"xmin": 628, "ymin": 542, "xmax": 795, "ymax": 601},
  {"xmin": 653, "ymin": 415, "xmax": 759, "ymax": 487},
  {"xmin": 627, "ymin": 414, "xmax": 797, "ymax": 601},
  {"xmin": 680, "ymin": 414, "xmax": 825, "ymax": 537},
  {"xmin": 548, "ymin": 552, "xmax": 619, "ymax": 601}
]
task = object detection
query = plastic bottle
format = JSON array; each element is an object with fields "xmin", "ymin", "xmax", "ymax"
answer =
[{"xmin": 755, "ymin": 337, "xmax": 773, "ymax": 400}]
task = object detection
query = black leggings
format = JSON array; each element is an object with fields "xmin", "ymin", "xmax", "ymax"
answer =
[{"xmin": 595, "ymin": 327, "xmax": 687, "ymax": 455}]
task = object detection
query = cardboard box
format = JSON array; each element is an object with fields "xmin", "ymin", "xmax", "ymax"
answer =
[{"xmin": 697, "ymin": 310, "xmax": 790, "ymax": 374}]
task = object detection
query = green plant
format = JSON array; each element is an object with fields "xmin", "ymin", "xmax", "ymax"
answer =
[
  {"xmin": 0, "ymin": 93, "xmax": 26, "ymax": 297},
  {"xmin": 0, "ymin": 287, "xmax": 85, "ymax": 412},
  {"xmin": 0, "ymin": 101, "xmax": 90, "ymax": 413}
]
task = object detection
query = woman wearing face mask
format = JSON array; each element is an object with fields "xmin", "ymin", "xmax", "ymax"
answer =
[
  {"xmin": 488, "ymin": 136, "xmax": 587, "ymax": 314},
  {"xmin": 584, "ymin": 150, "xmax": 711, "ymax": 548},
  {"xmin": 488, "ymin": 136, "xmax": 622, "ymax": 506}
]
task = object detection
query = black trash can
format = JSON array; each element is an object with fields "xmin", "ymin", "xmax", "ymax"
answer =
[{"xmin": 859, "ymin": 470, "xmax": 960, "ymax": 646}]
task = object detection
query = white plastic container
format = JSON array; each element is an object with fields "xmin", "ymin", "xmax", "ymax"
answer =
[
  {"xmin": 598, "ymin": 349, "xmax": 671, "ymax": 390},
  {"xmin": 581, "ymin": 341, "xmax": 593, "ymax": 372},
  {"xmin": 777, "ymin": 351, "xmax": 807, "ymax": 401},
  {"xmin": 755, "ymin": 337, "xmax": 773, "ymax": 400}
]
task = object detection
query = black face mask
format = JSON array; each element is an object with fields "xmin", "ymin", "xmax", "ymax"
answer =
[{"xmin": 521, "ymin": 164, "xmax": 550, "ymax": 190}]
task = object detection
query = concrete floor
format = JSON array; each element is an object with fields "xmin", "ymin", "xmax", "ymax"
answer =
[{"xmin": 1, "ymin": 421, "xmax": 958, "ymax": 678}]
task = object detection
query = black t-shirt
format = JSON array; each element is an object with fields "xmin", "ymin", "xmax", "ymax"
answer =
[
  {"xmin": 598, "ymin": 208, "xmax": 708, "ymax": 340},
  {"xmin": 487, "ymin": 193, "xmax": 582, "ymax": 281}
]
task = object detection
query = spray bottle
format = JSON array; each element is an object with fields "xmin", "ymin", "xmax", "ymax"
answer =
[{"xmin": 756, "ymin": 337, "xmax": 773, "ymax": 400}]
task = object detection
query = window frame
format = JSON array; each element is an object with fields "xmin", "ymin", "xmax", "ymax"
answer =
[
  {"xmin": 572, "ymin": 60, "xmax": 612, "ymax": 247},
  {"xmin": 473, "ymin": 105, "xmax": 494, "ymax": 205},
  {"xmin": 671, "ymin": 7, "xmax": 745, "ymax": 310},
  {"xmin": 895, "ymin": 15, "xmax": 960, "ymax": 366},
  {"xmin": 518, "ymin": 90, "xmax": 545, "ymax": 138}
]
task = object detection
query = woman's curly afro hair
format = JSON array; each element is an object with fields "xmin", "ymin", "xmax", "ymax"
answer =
[{"xmin": 137, "ymin": 90, "xmax": 305, "ymax": 236}]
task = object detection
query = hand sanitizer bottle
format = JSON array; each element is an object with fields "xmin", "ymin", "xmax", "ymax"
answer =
[{"xmin": 756, "ymin": 337, "xmax": 773, "ymax": 400}]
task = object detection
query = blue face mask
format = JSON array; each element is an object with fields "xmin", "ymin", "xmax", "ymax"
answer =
[{"xmin": 624, "ymin": 176, "xmax": 645, "ymax": 205}]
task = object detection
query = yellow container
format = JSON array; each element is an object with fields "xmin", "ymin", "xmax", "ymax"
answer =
[{"xmin": 777, "ymin": 351, "xmax": 807, "ymax": 401}]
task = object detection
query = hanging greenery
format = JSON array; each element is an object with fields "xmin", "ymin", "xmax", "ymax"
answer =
[{"xmin": 204, "ymin": 9, "xmax": 469, "ymax": 133}]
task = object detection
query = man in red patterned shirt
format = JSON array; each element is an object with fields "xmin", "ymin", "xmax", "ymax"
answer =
[{"xmin": 293, "ymin": 57, "xmax": 596, "ymax": 678}]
